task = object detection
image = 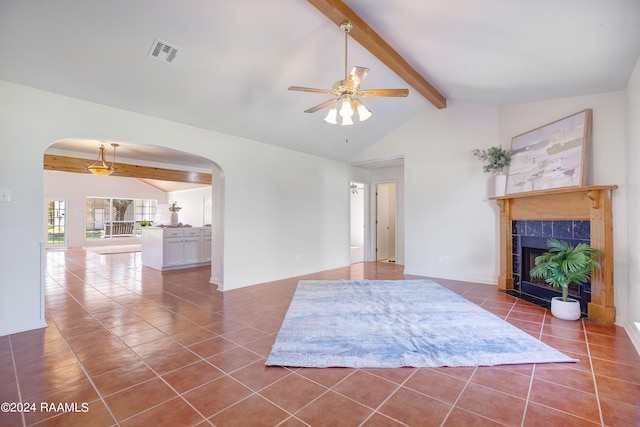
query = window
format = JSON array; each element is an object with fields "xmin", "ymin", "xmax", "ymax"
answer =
[
  {"xmin": 86, "ymin": 198, "xmax": 157, "ymax": 240},
  {"xmin": 134, "ymin": 199, "xmax": 156, "ymax": 224}
]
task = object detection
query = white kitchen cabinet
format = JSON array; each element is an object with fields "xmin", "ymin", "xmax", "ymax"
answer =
[
  {"xmin": 182, "ymin": 228, "xmax": 202, "ymax": 265},
  {"xmin": 141, "ymin": 227, "xmax": 209, "ymax": 271},
  {"xmin": 202, "ymin": 227, "xmax": 212, "ymax": 262}
]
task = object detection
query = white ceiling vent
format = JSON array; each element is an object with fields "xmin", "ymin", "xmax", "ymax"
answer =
[{"xmin": 148, "ymin": 38, "xmax": 180, "ymax": 63}]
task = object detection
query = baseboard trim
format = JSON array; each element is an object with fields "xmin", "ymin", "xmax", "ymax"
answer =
[
  {"xmin": 0, "ymin": 320, "xmax": 48, "ymax": 338},
  {"xmin": 402, "ymin": 269, "xmax": 496, "ymax": 286},
  {"xmin": 210, "ymin": 275, "xmax": 222, "ymax": 290},
  {"xmin": 624, "ymin": 320, "xmax": 640, "ymax": 356}
]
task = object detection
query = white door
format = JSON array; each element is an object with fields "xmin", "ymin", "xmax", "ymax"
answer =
[
  {"xmin": 376, "ymin": 183, "xmax": 396, "ymax": 262},
  {"xmin": 376, "ymin": 185, "xmax": 390, "ymax": 261},
  {"xmin": 45, "ymin": 199, "xmax": 67, "ymax": 248}
]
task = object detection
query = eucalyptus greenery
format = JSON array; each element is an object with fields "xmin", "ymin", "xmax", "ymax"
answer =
[
  {"xmin": 529, "ymin": 239, "xmax": 604, "ymax": 302},
  {"xmin": 168, "ymin": 201, "xmax": 182, "ymax": 212},
  {"xmin": 471, "ymin": 146, "xmax": 512, "ymax": 174}
]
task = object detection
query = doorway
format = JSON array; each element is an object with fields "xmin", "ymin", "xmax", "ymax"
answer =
[
  {"xmin": 376, "ymin": 183, "xmax": 397, "ymax": 262},
  {"xmin": 45, "ymin": 198, "xmax": 67, "ymax": 248},
  {"xmin": 349, "ymin": 182, "xmax": 365, "ymax": 264}
]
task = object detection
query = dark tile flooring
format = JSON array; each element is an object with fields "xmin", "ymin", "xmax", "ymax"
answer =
[{"xmin": 0, "ymin": 248, "xmax": 639, "ymax": 426}]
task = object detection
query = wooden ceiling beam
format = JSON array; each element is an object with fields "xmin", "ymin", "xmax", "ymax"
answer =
[
  {"xmin": 307, "ymin": 0, "xmax": 446, "ymax": 109},
  {"xmin": 44, "ymin": 154, "xmax": 212, "ymax": 185}
]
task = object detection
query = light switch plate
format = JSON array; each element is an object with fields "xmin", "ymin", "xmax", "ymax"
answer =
[{"xmin": 0, "ymin": 189, "xmax": 11, "ymax": 202}]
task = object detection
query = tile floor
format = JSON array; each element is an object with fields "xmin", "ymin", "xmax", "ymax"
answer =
[{"xmin": 1, "ymin": 248, "xmax": 639, "ymax": 426}]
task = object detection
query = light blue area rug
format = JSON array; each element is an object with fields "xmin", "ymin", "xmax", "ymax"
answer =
[{"xmin": 266, "ymin": 280, "xmax": 577, "ymax": 368}]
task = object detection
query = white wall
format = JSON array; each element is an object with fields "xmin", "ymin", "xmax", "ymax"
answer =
[
  {"xmin": 167, "ymin": 187, "xmax": 212, "ymax": 227},
  {"xmin": 43, "ymin": 170, "xmax": 168, "ymax": 247},
  {"xmin": 0, "ymin": 80, "xmax": 353, "ymax": 336},
  {"xmin": 625, "ymin": 57, "xmax": 640, "ymax": 351}
]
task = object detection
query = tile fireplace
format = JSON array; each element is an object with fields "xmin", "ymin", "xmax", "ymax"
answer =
[{"xmin": 492, "ymin": 185, "xmax": 617, "ymax": 323}]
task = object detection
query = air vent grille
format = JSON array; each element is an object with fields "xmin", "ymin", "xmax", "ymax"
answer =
[{"xmin": 148, "ymin": 38, "xmax": 180, "ymax": 63}]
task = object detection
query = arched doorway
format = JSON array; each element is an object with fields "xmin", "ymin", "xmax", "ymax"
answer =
[{"xmin": 43, "ymin": 139, "xmax": 225, "ymax": 287}]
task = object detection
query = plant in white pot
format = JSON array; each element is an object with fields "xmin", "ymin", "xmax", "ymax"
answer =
[
  {"xmin": 168, "ymin": 201, "xmax": 182, "ymax": 226},
  {"xmin": 529, "ymin": 238, "xmax": 604, "ymax": 320},
  {"xmin": 471, "ymin": 146, "xmax": 512, "ymax": 196}
]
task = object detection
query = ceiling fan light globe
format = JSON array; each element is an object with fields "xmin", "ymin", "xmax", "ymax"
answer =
[
  {"xmin": 341, "ymin": 115, "xmax": 354, "ymax": 126},
  {"xmin": 339, "ymin": 99, "xmax": 354, "ymax": 118},
  {"xmin": 323, "ymin": 106, "xmax": 338, "ymax": 124},
  {"xmin": 356, "ymin": 102, "xmax": 372, "ymax": 121}
]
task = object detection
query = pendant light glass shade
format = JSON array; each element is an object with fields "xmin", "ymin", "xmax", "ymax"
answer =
[
  {"xmin": 339, "ymin": 98, "xmax": 354, "ymax": 118},
  {"xmin": 87, "ymin": 164, "xmax": 114, "ymax": 176},
  {"xmin": 339, "ymin": 98, "xmax": 354, "ymax": 125},
  {"xmin": 323, "ymin": 105, "xmax": 338, "ymax": 124},
  {"xmin": 355, "ymin": 99, "xmax": 372, "ymax": 121}
]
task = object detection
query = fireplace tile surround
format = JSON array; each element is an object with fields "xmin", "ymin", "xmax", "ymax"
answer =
[{"xmin": 512, "ymin": 219, "xmax": 591, "ymax": 241}]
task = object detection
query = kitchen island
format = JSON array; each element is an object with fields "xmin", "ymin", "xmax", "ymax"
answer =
[{"xmin": 141, "ymin": 226, "xmax": 212, "ymax": 271}]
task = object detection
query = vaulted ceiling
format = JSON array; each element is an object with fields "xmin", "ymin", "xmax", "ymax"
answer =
[{"xmin": 2, "ymin": 0, "xmax": 639, "ymax": 164}]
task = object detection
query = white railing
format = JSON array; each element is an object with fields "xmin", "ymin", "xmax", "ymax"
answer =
[{"xmin": 103, "ymin": 221, "xmax": 136, "ymax": 237}]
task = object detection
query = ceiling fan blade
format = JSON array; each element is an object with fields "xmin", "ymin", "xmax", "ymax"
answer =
[
  {"xmin": 349, "ymin": 66, "xmax": 370, "ymax": 86},
  {"xmin": 288, "ymin": 86, "xmax": 335, "ymax": 95},
  {"xmin": 304, "ymin": 98, "xmax": 338, "ymax": 113},
  {"xmin": 359, "ymin": 89, "xmax": 409, "ymax": 97}
]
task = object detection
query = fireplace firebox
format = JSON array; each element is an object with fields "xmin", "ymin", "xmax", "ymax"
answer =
[{"xmin": 513, "ymin": 232, "xmax": 591, "ymax": 316}]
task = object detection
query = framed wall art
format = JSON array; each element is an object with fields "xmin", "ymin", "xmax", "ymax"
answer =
[{"xmin": 505, "ymin": 109, "xmax": 592, "ymax": 194}]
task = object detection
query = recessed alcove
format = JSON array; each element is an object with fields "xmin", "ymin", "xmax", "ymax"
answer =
[{"xmin": 491, "ymin": 185, "xmax": 617, "ymax": 324}]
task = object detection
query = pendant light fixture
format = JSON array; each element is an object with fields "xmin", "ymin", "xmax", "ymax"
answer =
[{"xmin": 86, "ymin": 143, "xmax": 119, "ymax": 176}]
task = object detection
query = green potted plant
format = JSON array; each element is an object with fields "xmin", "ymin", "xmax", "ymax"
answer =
[
  {"xmin": 471, "ymin": 145, "xmax": 512, "ymax": 196},
  {"xmin": 529, "ymin": 238, "xmax": 604, "ymax": 320},
  {"xmin": 471, "ymin": 146, "xmax": 512, "ymax": 174}
]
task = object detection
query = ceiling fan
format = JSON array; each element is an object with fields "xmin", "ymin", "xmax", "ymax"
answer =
[{"xmin": 289, "ymin": 21, "xmax": 409, "ymax": 125}]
